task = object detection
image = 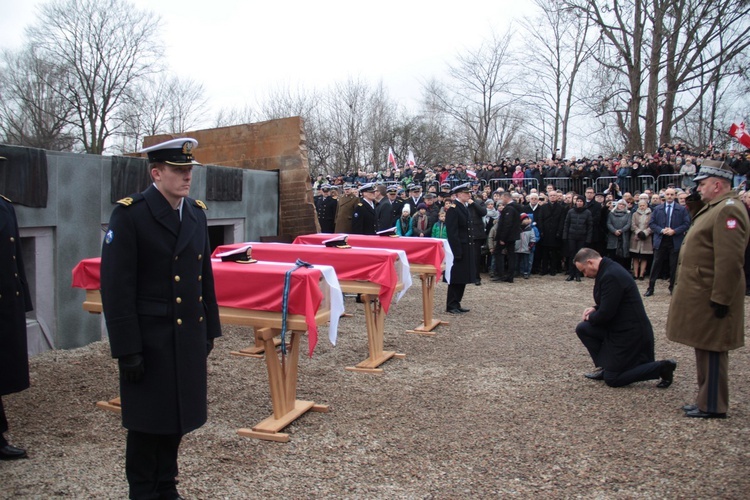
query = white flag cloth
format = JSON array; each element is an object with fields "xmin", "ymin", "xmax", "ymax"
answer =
[
  {"xmin": 387, "ymin": 147, "xmax": 398, "ymax": 168},
  {"xmin": 407, "ymin": 150, "xmax": 416, "ymax": 168}
]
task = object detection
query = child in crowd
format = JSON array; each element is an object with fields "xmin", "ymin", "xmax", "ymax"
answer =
[
  {"xmin": 396, "ymin": 205, "xmax": 413, "ymax": 236},
  {"xmin": 515, "ymin": 213, "xmax": 537, "ymax": 279},
  {"xmin": 431, "ymin": 209, "xmax": 448, "ymax": 239},
  {"xmin": 412, "ymin": 203, "xmax": 431, "ymax": 237}
]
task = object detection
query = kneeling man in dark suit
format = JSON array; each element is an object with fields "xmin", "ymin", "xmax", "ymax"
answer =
[{"xmin": 573, "ymin": 248, "xmax": 676, "ymax": 388}]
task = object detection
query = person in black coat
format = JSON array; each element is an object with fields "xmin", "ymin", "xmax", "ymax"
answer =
[
  {"xmin": 0, "ymin": 158, "xmax": 33, "ymax": 460},
  {"xmin": 493, "ymin": 191, "xmax": 521, "ymax": 282},
  {"xmin": 351, "ymin": 183, "xmax": 378, "ymax": 235},
  {"xmin": 468, "ymin": 194, "xmax": 488, "ymax": 284},
  {"xmin": 573, "ymin": 248, "xmax": 676, "ymax": 388},
  {"xmin": 100, "ymin": 138, "xmax": 222, "ymax": 499},
  {"xmin": 563, "ymin": 195, "xmax": 593, "ymax": 281},
  {"xmin": 445, "ymin": 183, "xmax": 476, "ymax": 314},
  {"xmin": 537, "ymin": 190, "xmax": 566, "ymax": 275},
  {"xmin": 375, "ymin": 185, "xmax": 400, "ymax": 231},
  {"xmin": 316, "ymin": 185, "xmax": 337, "ymax": 233}
]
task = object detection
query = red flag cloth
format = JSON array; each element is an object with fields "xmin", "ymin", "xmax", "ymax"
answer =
[
  {"xmin": 466, "ymin": 169, "xmax": 477, "ymax": 179},
  {"xmin": 212, "ymin": 242, "xmax": 400, "ymax": 313},
  {"xmin": 728, "ymin": 122, "xmax": 750, "ymax": 149},
  {"xmin": 71, "ymin": 257, "xmax": 325, "ymax": 356},
  {"xmin": 387, "ymin": 147, "xmax": 398, "ymax": 169},
  {"xmin": 294, "ymin": 233, "xmax": 446, "ymax": 281}
]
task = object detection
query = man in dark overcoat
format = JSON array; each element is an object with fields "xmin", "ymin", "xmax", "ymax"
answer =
[
  {"xmin": 351, "ymin": 183, "xmax": 378, "ymax": 235},
  {"xmin": 537, "ymin": 190, "xmax": 566, "ymax": 275},
  {"xmin": 100, "ymin": 138, "xmax": 222, "ymax": 499},
  {"xmin": 316, "ymin": 185, "xmax": 337, "ymax": 233},
  {"xmin": 493, "ymin": 191, "xmax": 521, "ymax": 282},
  {"xmin": 0, "ymin": 157, "xmax": 33, "ymax": 460},
  {"xmin": 445, "ymin": 183, "xmax": 475, "ymax": 314},
  {"xmin": 574, "ymin": 248, "xmax": 676, "ymax": 388}
]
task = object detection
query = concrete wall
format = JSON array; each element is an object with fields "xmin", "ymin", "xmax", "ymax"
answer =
[{"xmin": 10, "ymin": 148, "xmax": 277, "ymax": 353}]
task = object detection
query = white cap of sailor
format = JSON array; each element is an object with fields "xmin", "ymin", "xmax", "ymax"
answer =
[{"xmin": 140, "ymin": 138, "xmax": 202, "ymax": 166}]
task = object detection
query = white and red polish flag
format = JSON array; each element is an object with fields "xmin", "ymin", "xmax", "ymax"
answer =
[
  {"xmin": 407, "ymin": 150, "xmax": 416, "ymax": 168},
  {"xmin": 728, "ymin": 122, "xmax": 750, "ymax": 149},
  {"xmin": 466, "ymin": 168, "xmax": 477, "ymax": 179},
  {"xmin": 387, "ymin": 147, "xmax": 398, "ymax": 169}
]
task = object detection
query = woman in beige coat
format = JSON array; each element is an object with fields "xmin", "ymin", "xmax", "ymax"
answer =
[{"xmin": 629, "ymin": 199, "xmax": 653, "ymax": 279}]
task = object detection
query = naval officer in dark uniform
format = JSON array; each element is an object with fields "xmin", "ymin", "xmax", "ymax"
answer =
[
  {"xmin": 316, "ymin": 184, "xmax": 337, "ymax": 233},
  {"xmin": 100, "ymin": 138, "xmax": 222, "ymax": 499},
  {"xmin": 351, "ymin": 183, "xmax": 378, "ymax": 235},
  {"xmin": 445, "ymin": 183, "xmax": 476, "ymax": 314},
  {"xmin": 0, "ymin": 156, "xmax": 33, "ymax": 461}
]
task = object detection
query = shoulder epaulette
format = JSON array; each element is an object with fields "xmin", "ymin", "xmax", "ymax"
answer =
[
  {"xmin": 194, "ymin": 199, "xmax": 208, "ymax": 210},
  {"xmin": 357, "ymin": 203, "xmax": 363, "ymax": 207},
  {"xmin": 116, "ymin": 193, "xmax": 144, "ymax": 207},
  {"xmin": 0, "ymin": 194, "xmax": 11, "ymax": 203}
]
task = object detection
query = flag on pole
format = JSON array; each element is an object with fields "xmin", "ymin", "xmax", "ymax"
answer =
[
  {"xmin": 466, "ymin": 169, "xmax": 477, "ymax": 179},
  {"xmin": 387, "ymin": 147, "xmax": 398, "ymax": 169},
  {"xmin": 407, "ymin": 150, "xmax": 416, "ymax": 168},
  {"xmin": 729, "ymin": 122, "xmax": 750, "ymax": 149}
]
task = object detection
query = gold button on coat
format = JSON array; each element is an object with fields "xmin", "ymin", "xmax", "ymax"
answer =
[
  {"xmin": 176, "ymin": 297, "xmax": 182, "ymax": 304},
  {"xmin": 174, "ymin": 275, "xmax": 180, "ymax": 282},
  {"xmin": 177, "ymin": 319, "xmax": 182, "ymax": 325}
]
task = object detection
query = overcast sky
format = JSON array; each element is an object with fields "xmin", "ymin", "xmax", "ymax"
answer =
[{"xmin": 0, "ymin": 0, "xmax": 536, "ymax": 113}]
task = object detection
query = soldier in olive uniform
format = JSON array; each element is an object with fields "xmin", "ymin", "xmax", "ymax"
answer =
[
  {"xmin": 334, "ymin": 184, "xmax": 359, "ymax": 233},
  {"xmin": 351, "ymin": 183, "xmax": 378, "ymax": 235},
  {"xmin": 100, "ymin": 138, "xmax": 222, "ymax": 499},
  {"xmin": 666, "ymin": 160, "xmax": 749, "ymax": 419},
  {"xmin": 0, "ymin": 156, "xmax": 33, "ymax": 461}
]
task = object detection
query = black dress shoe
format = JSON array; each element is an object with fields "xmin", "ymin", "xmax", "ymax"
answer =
[
  {"xmin": 474, "ymin": 280, "xmax": 482, "ymax": 286},
  {"xmin": 682, "ymin": 404, "xmax": 698, "ymax": 412},
  {"xmin": 656, "ymin": 359, "xmax": 677, "ymax": 388},
  {"xmin": 644, "ymin": 288, "xmax": 654, "ymax": 297},
  {"xmin": 584, "ymin": 368, "xmax": 605, "ymax": 380},
  {"xmin": 565, "ymin": 275, "xmax": 574, "ymax": 282},
  {"xmin": 575, "ymin": 276, "xmax": 581, "ymax": 282},
  {"xmin": 0, "ymin": 444, "xmax": 27, "ymax": 460},
  {"xmin": 490, "ymin": 277, "xmax": 503, "ymax": 282},
  {"xmin": 446, "ymin": 308, "xmax": 465, "ymax": 314},
  {"xmin": 685, "ymin": 409, "xmax": 727, "ymax": 419},
  {"xmin": 458, "ymin": 307, "xmax": 470, "ymax": 313}
]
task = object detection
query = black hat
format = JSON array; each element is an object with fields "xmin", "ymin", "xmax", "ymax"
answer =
[
  {"xmin": 424, "ymin": 192, "xmax": 436, "ymax": 199},
  {"xmin": 140, "ymin": 138, "xmax": 201, "ymax": 166}
]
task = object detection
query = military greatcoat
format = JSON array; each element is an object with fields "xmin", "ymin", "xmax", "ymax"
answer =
[
  {"xmin": 100, "ymin": 185, "xmax": 222, "ymax": 435},
  {"xmin": 0, "ymin": 196, "xmax": 32, "ymax": 396},
  {"xmin": 351, "ymin": 200, "xmax": 377, "ymax": 235},
  {"xmin": 334, "ymin": 193, "xmax": 358, "ymax": 233},
  {"xmin": 666, "ymin": 191, "xmax": 749, "ymax": 352}
]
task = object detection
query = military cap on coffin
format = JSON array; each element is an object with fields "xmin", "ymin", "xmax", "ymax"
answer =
[{"xmin": 140, "ymin": 138, "xmax": 201, "ymax": 166}]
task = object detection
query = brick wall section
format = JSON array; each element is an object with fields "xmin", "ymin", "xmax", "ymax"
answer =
[{"xmin": 144, "ymin": 116, "xmax": 318, "ymax": 238}]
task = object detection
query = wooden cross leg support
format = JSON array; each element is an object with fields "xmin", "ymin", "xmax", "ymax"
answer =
[
  {"xmin": 405, "ymin": 272, "xmax": 449, "ymax": 336},
  {"xmin": 345, "ymin": 294, "xmax": 406, "ymax": 374},
  {"xmin": 230, "ymin": 327, "xmax": 282, "ymax": 358},
  {"xmin": 237, "ymin": 328, "xmax": 328, "ymax": 443}
]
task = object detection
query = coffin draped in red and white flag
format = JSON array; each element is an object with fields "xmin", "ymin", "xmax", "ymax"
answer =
[{"xmin": 728, "ymin": 122, "xmax": 750, "ymax": 149}]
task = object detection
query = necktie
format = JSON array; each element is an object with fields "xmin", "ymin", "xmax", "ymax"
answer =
[{"xmin": 666, "ymin": 204, "xmax": 672, "ymax": 228}]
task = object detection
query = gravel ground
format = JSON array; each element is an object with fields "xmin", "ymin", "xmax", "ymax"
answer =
[{"xmin": 2, "ymin": 273, "xmax": 750, "ymax": 499}]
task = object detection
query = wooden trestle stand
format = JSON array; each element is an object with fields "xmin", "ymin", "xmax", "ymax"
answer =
[
  {"xmin": 338, "ymin": 280, "xmax": 405, "ymax": 374},
  {"xmin": 83, "ymin": 289, "xmax": 332, "ymax": 443},
  {"xmin": 405, "ymin": 264, "xmax": 449, "ymax": 336}
]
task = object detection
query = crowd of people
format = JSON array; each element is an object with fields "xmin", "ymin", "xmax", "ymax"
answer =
[{"xmin": 315, "ymin": 152, "xmax": 750, "ymax": 420}]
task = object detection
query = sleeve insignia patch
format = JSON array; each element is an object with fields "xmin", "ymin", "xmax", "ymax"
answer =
[
  {"xmin": 195, "ymin": 199, "xmax": 207, "ymax": 210},
  {"xmin": 105, "ymin": 229, "xmax": 114, "ymax": 244},
  {"xmin": 726, "ymin": 218, "xmax": 738, "ymax": 230}
]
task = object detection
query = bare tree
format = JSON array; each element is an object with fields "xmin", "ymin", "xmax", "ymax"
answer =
[
  {"xmin": 519, "ymin": 0, "xmax": 595, "ymax": 158},
  {"xmin": 26, "ymin": 0, "xmax": 163, "ymax": 154},
  {"xmin": 0, "ymin": 46, "xmax": 76, "ymax": 150},
  {"xmin": 423, "ymin": 30, "xmax": 516, "ymax": 163},
  {"xmin": 212, "ymin": 105, "xmax": 256, "ymax": 128}
]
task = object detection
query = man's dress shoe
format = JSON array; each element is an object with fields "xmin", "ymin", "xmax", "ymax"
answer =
[
  {"xmin": 575, "ymin": 276, "xmax": 581, "ymax": 282},
  {"xmin": 656, "ymin": 359, "xmax": 677, "ymax": 388},
  {"xmin": 446, "ymin": 308, "xmax": 465, "ymax": 314},
  {"xmin": 584, "ymin": 368, "xmax": 605, "ymax": 380},
  {"xmin": 458, "ymin": 307, "xmax": 470, "ymax": 313},
  {"xmin": 0, "ymin": 444, "xmax": 28, "ymax": 460},
  {"xmin": 565, "ymin": 275, "xmax": 574, "ymax": 282},
  {"xmin": 685, "ymin": 409, "xmax": 727, "ymax": 419},
  {"xmin": 682, "ymin": 404, "xmax": 698, "ymax": 412},
  {"xmin": 644, "ymin": 288, "xmax": 654, "ymax": 297}
]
